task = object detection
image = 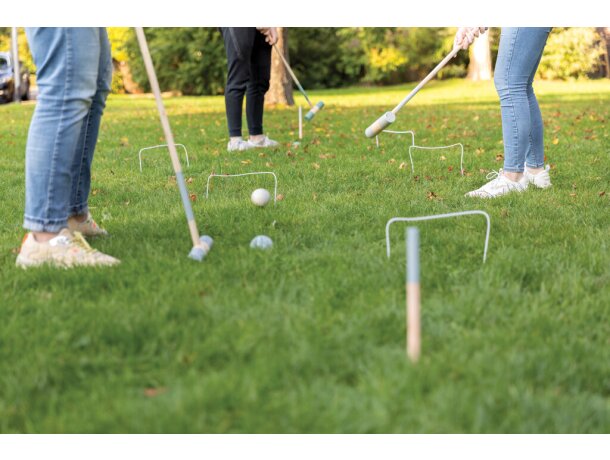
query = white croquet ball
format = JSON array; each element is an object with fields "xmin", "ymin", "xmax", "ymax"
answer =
[
  {"xmin": 251, "ymin": 188, "xmax": 271, "ymax": 207},
  {"xmin": 250, "ymin": 235, "xmax": 273, "ymax": 250}
]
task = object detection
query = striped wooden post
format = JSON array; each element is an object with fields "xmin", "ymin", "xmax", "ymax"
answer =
[{"xmin": 406, "ymin": 227, "xmax": 421, "ymax": 362}]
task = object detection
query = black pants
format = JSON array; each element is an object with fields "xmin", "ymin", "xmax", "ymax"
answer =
[{"xmin": 221, "ymin": 27, "xmax": 271, "ymax": 137}]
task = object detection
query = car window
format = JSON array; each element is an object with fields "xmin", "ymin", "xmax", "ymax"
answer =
[{"xmin": 0, "ymin": 56, "xmax": 9, "ymax": 70}]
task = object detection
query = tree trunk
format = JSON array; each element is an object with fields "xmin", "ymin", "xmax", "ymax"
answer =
[
  {"xmin": 467, "ymin": 30, "xmax": 492, "ymax": 81},
  {"xmin": 265, "ymin": 27, "xmax": 294, "ymax": 106},
  {"xmin": 597, "ymin": 27, "xmax": 610, "ymax": 78},
  {"xmin": 116, "ymin": 59, "xmax": 142, "ymax": 94}
]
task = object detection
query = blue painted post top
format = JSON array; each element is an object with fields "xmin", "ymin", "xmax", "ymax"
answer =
[{"xmin": 407, "ymin": 227, "xmax": 420, "ymax": 283}]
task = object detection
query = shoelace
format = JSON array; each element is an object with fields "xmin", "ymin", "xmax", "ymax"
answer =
[
  {"xmin": 485, "ymin": 169, "xmax": 503, "ymax": 181},
  {"xmin": 71, "ymin": 231, "xmax": 97, "ymax": 254}
]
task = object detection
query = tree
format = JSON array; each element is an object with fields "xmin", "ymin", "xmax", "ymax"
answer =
[
  {"xmin": 597, "ymin": 27, "xmax": 610, "ymax": 78},
  {"xmin": 467, "ymin": 30, "xmax": 492, "ymax": 81},
  {"xmin": 265, "ymin": 27, "xmax": 294, "ymax": 106}
]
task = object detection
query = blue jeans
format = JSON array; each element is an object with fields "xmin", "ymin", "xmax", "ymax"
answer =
[
  {"xmin": 494, "ymin": 27, "xmax": 551, "ymax": 173},
  {"xmin": 24, "ymin": 28, "xmax": 112, "ymax": 232}
]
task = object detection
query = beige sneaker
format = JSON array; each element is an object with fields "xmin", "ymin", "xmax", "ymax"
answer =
[
  {"xmin": 16, "ymin": 229, "xmax": 120, "ymax": 269},
  {"xmin": 68, "ymin": 212, "xmax": 108, "ymax": 237}
]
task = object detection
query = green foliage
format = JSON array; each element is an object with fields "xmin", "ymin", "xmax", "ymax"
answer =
[
  {"xmin": 332, "ymin": 28, "xmax": 455, "ymax": 85},
  {"xmin": 538, "ymin": 28, "xmax": 604, "ymax": 80},
  {"xmin": 125, "ymin": 28, "xmax": 227, "ymax": 95},
  {"xmin": 288, "ymin": 28, "xmax": 364, "ymax": 89}
]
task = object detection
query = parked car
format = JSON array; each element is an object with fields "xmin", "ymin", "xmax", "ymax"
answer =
[{"xmin": 0, "ymin": 51, "xmax": 31, "ymax": 103}]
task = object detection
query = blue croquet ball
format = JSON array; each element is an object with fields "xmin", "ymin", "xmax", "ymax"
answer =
[{"xmin": 250, "ymin": 235, "xmax": 273, "ymax": 250}]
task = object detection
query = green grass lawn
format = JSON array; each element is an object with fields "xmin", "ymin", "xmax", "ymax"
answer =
[{"xmin": 0, "ymin": 79, "xmax": 609, "ymax": 433}]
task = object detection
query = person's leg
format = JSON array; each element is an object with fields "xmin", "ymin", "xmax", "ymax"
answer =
[
  {"xmin": 494, "ymin": 27, "xmax": 550, "ymax": 181},
  {"xmin": 246, "ymin": 31, "xmax": 271, "ymax": 138},
  {"xmin": 24, "ymin": 27, "xmax": 100, "ymax": 240},
  {"xmin": 524, "ymin": 28, "xmax": 552, "ymax": 172},
  {"xmin": 19, "ymin": 27, "xmax": 119, "ymax": 268},
  {"xmin": 67, "ymin": 27, "xmax": 112, "ymax": 235},
  {"xmin": 222, "ymin": 27, "xmax": 256, "ymax": 140}
]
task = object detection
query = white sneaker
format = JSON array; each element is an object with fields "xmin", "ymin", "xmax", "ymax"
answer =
[
  {"xmin": 247, "ymin": 135, "xmax": 279, "ymax": 149},
  {"xmin": 227, "ymin": 138, "xmax": 253, "ymax": 152},
  {"xmin": 466, "ymin": 170, "xmax": 529, "ymax": 198},
  {"xmin": 524, "ymin": 165, "xmax": 552, "ymax": 189},
  {"xmin": 16, "ymin": 229, "xmax": 120, "ymax": 269}
]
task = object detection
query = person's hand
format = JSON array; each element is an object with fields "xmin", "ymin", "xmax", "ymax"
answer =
[
  {"xmin": 454, "ymin": 27, "xmax": 487, "ymax": 50},
  {"xmin": 257, "ymin": 27, "xmax": 279, "ymax": 46}
]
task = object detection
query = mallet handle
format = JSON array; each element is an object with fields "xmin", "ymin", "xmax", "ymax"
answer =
[
  {"xmin": 392, "ymin": 46, "xmax": 460, "ymax": 115},
  {"xmin": 273, "ymin": 45, "xmax": 313, "ymax": 108},
  {"xmin": 135, "ymin": 27, "xmax": 201, "ymax": 249}
]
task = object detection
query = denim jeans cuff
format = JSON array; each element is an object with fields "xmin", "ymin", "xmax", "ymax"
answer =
[
  {"xmin": 69, "ymin": 203, "xmax": 89, "ymax": 216},
  {"xmin": 23, "ymin": 216, "xmax": 67, "ymax": 233},
  {"xmin": 525, "ymin": 162, "xmax": 545, "ymax": 169},
  {"xmin": 503, "ymin": 167, "xmax": 525, "ymax": 173}
]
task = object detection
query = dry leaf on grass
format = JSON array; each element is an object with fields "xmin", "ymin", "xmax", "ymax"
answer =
[{"xmin": 144, "ymin": 387, "xmax": 168, "ymax": 398}]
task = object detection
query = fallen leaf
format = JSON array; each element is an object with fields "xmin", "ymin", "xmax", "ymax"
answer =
[
  {"xmin": 240, "ymin": 160, "xmax": 252, "ymax": 165},
  {"xmin": 119, "ymin": 136, "xmax": 129, "ymax": 147},
  {"xmin": 189, "ymin": 193, "xmax": 197, "ymax": 202},
  {"xmin": 265, "ymin": 162, "xmax": 274, "ymax": 167},
  {"xmin": 276, "ymin": 194, "xmax": 285, "ymax": 201},
  {"xmin": 552, "ymin": 138, "xmax": 559, "ymax": 145},
  {"xmin": 599, "ymin": 191, "xmax": 606, "ymax": 197},
  {"xmin": 495, "ymin": 154, "xmax": 504, "ymax": 162},
  {"xmin": 426, "ymin": 191, "xmax": 440, "ymax": 200},
  {"xmin": 388, "ymin": 159, "xmax": 396, "ymax": 164},
  {"xmin": 258, "ymin": 152, "xmax": 267, "ymax": 158},
  {"xmin": 439, "ymin": 155, "xmax": 447, "ymax": 161},
  {"xmin": 144, "ymin": 387, "xmax": 167, "ymax": 398},
  {"xmin": 399, "ymin": 162, "xmax": 407, "ymax": 170},
  {"xmin": 569, "ymin": 193, "xmax": 577, "ymax": 197},
  {"xmin": 186, "ymin": 177, "xmax": 194, "ymax": 184},
  {"xmin": 312, "ymin": 163, "xmax": 320, "ymax": 170}
]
